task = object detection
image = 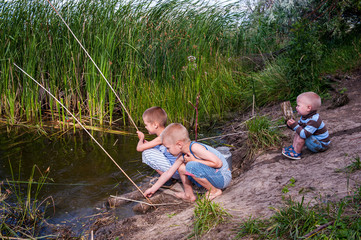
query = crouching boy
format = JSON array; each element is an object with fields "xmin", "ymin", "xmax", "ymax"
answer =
[
  {"xmin": 144, "ymin": 123, "xmax": 232, "ymax": 201},
  {"xmin": 137, "ymin": 107, "xmax": 180, "ymax": 181}
]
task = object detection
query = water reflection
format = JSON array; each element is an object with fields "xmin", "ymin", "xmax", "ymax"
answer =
[{"xmin": 0, "ymin": 126, "xmax": 152, "ymax": 232}]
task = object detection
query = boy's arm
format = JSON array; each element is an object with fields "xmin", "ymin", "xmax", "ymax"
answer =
[
  {"xmin": 143, "ymin": 156, "xmax": 183, "ymax": 197},
  {"xmin": 295, "ymin": 120, "xmax": 320, "ymax": 139},
  {"xmin": 136, "ymin": 132, "xmax": 162, "ymax": 152},
  {"xmin": 184, "ymin": 144, "xmax": 222, "ymax": 168},
  {"xmin": 287, "ymin": 119, "xmax": 298, "ymax": 129},
  {"xmin": 289, "ymin": 117, "xmax": 321, "ymax": 139}
]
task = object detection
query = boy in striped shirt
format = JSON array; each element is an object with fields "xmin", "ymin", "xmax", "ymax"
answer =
[
  {"xmin": 282, "ymin": 92, "xmax": 330, "ymax": 160},
  {"xmin": 136, "ymin": 107, "xmax": 180, "ymax": 182}
]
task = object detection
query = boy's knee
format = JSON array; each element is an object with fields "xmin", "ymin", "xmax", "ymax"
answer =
[
  {"xmin": 305, "ymin": 136, "xmax": 328, "ymax": 153},
  {"xmin": 185, "ymin": 161, "xmax": 201, "ymax": 173},
  {"xmin": 141, "ymin": 149, "xmax": 166, "ymax": 169},
  {"xmin": 142, "ymin": 148, "xmax": 162, "ymax": 161},
  {"xmin": 177, "ymin": 164, "xmax": 187, "ymax": 174},
  {"xmin": 141, "ymin": 150, "xmax": 152, "ymax": 164}
]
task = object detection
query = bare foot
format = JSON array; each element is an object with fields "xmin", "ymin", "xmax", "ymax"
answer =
[
  {"xmin": 204, "ymin": 189, "xmax": 222, "ymax": 201},
  {"xmin": 175, "ymin": 192, "xmax": 196, "ymax": 202}
]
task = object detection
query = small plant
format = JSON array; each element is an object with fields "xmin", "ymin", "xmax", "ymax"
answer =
[
  {"xmin": 339, "ymin": 87, "xmax": 348, "ymax": 94},
  {"xmin": 282, "ymin": 177, "xmax": 296, "ymax": 194},
  {"xmin": 0, "ymin": 164, "xmax": 54, "ymax": 238},
  {"xmin": 192, "ymin": 195, "xmax": 232, "ymax": 238},
  {"xmin": 235, "ymin": 216, "xmax": 266, "ymax": 238},
  {"xmin": 269, "ymin": 197, "xmax": 324, "ymax": 238},
  {"xmin": 246, "ymin": 115, "xmax": 282, "ymax": 158},
  {"xmin": 167, "ymin": 212, "xmax": 176, "ymax": 218},
  {"xmin": 336, "ymin": 155, "xmax": 361, "ymax": 173},
  {"xmin": 345, "ymin": 155, "xmax": 361, "ymax": 173}
]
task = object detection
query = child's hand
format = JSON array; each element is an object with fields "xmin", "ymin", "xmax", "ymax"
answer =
[
  {"xmin": 287, "ymin": 119, "xmax": 295, "ymax": 126},
  {"xmin": 137, "ymin": 131, "xmax": 145, "ymax": 140},
  {"xmin": 286, "ymin": 118, "xmax": 297, "ymax": 130},
  {"xmin": 143, "ymin": 188, "xmax": 155, "ymax": 198},
  {"xmin": 183, "ymin": 153, "xmax": 195, "ymax": 163}
]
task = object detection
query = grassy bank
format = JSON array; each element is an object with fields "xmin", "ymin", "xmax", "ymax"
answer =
[
  {"xmin": 236, "ymin": 156, "xmax": 361, "ymax": 239},
  {"xmin": 236, "ymin": 184, "xmax": 361, "ymax": 239}
]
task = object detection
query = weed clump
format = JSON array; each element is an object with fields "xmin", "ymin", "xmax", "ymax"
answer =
[
  {"xmin": 245, "ymin": 115, "xmax": 282, "ymax": 158},
  {"xmin": 345, "ymin": 155, "xmax": 361, "ymax": 173},
  {"xmin": 0, "ymin": 165, "xmax": 54, "ymax": 238},
  {"xmin": 192, "ymin": 195, "xmax": 232, "ymax": 238}
]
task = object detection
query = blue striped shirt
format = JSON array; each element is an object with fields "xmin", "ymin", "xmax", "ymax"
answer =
[{"xmin": 291, "ymin": 111, "xmax": 330, "ymax": 146}]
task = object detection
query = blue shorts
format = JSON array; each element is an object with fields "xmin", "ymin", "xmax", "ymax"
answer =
[
  {"xmin": 185, "ymin": 161, "xmax": 229, "ymax": 189},
  {"xmin": 305, "ymin": 135, "xmax": 329, "ymax": 153}
]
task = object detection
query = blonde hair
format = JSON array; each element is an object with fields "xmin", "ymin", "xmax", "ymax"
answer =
[
  {"xmin": 297, "ymin": 92, "xmax": 322, "ymax": 110},
  {"xmin": 142, "ymin": 107, "xmax": 167, "ymax": 127},
  {"xmin": 161, "ymin": 123, "xmax": 190, "ymax": 144}
]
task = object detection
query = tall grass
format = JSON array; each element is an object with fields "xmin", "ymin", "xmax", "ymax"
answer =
[
  {"xmin": 1, "ymin": 0, "xmax": 361, "ymax": 128},
  {"xmin": 0, "ymin": 0, "xmax": 244, "ymax": 127}
]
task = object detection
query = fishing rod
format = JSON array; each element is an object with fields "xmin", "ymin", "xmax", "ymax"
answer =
[
  {"xmin": 13, "ymin": 63, "xmax": 152, "ymax": 205},
  {"xmin": 4, "ymin": 180, "xmax": 91, "ymax": 186},
  {"xmin": 45, "ymin": 0, "xmax": 139, "ymax": 131}
]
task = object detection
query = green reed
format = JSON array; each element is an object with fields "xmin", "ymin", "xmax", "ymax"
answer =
[
  {"xmin": 0, "ymin": 0, "xmax": 246, "ymax": 127},
  {"xmin": 2, "ymin": 0, "xmax": 361, "ymax": 129},
  {"xmin": 1, "ymin": 163, "xmax": 54, "ymax": 238}
]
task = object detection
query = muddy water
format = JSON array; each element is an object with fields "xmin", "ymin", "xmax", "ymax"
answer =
[{"xmin": 0, "ymin": 126, "xmax": 152, "ymax": 233}]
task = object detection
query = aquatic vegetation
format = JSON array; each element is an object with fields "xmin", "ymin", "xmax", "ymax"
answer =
[
  {"xmin": 1, "ymin": 0, "xmax": 361, "ymax": 130},
  {"xmin": 0, "ymin": 164, "xmax": 54, "ymax": 238},
  {"xmin": 0, "ymin": 0, "xmax": 243, "ymax": 128}
]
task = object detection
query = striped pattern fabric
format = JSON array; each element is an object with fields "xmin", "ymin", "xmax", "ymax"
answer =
[
  {"xmin": 291, "ymin": 111, "xmax": 330, "ymax": 146},
  {"xmin": 142, "ymin": 146, "xmax": 180, "ymax": 179}
]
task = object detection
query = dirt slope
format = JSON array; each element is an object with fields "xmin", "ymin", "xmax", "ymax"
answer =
[{"xmin": 92, "ymin": 68, "xmax": 361, "ymax": 240}]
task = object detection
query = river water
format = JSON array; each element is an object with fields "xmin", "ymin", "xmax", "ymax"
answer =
[{"xmin": 0, "ymin": 125, "xmax": 153, "ymax": 235}]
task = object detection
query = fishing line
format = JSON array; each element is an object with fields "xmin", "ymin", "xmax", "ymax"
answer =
[
  {"xmin": 45, "ymin": 0, "xmax": 139, "ymax": 131},
  {"xmin": 13, "ymin": 63, "xmax": 152, "ymax": 206}
]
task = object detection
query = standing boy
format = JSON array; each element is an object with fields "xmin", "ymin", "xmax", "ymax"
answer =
[
  {"xmin": 137, "ymin": 107, "xmax": 180, "ymax": 180},
  {"xmin": 282, "ymin": 92, "xmax": 330, "ymax": 160},
  {"xmin": 144, "ymin": 123, "xmax": 232, "ymax": 201}
]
